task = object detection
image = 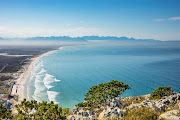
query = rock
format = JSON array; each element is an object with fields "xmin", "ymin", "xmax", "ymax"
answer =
[
  {"xmin": 166, "ymin": 110, "xmax": 180, "ymax": 114},
  {"xmin": 127, "ymin": 93, "xmax": 180, "ymax": 112},
  {"xmin": 159, "ymin": 110, "xmax": 180, "ymax": 120},
  {"xmin": 67, "ymin": 115, "xmax": 90, "ymax": 120},
  {"xmin": 88, "ymin": 110, "xmax": 96, "ymax": 116},
  {"xmin": 99, "ymin": 106, "xmax": 126, "ymax": 119},
  {"xmin": 124, "ymin": 103, "xmax": 130, "ymax": 107},
  {"xmin": 68, "ymin": 93, "xmax": 180, "ymax": 120},
  {"xmin": 72, "ymin": 107, "xmax": 79, "ymax": 114},
  {"xmin": 127, "ymin": 103, "xmax": 141, "ymax": 109},
  {"xmin": 68, "ymin": 108, "xmax": 96, "ymax": 120},
  {"xmin": 109, "ymin": 98, "xmax": 122, "ymax": 108}
]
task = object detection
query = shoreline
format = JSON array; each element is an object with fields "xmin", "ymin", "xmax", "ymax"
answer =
[{"xmin": 11, "ymin": 47, "xmax": 62, "ymax": 103}]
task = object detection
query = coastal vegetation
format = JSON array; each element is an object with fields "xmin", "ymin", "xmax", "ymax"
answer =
[
  {"xmin": 0, "ymin": 104, "xmax": 13, "ymax": 119},
  {"xmin": 14, "ymin": 99, "xmax": 67, "ymax": 120},
  {"xmin": 150, "ymin": 87, "xmax": 173, "ymax": 100},
  {"xmin": 76, "ymin": 80, "xmax": 130, "ymax": 108}
]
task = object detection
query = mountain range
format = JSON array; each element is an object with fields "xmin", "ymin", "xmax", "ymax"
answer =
[{"xmin": 0, "ymin": 36, "xmax": 159, "ymax": 41}]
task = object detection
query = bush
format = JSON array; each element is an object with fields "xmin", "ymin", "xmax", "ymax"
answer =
[
  {"xmin": 150, "ymin": 87, "xmax": 173, "ymax": 100},
  {"xmin": 62, "ymin": 108, "xmax": 70, "ymax": 115},
  {"xmin": 0, "ymin": 104, "xmax": 13, "ymax": 119},
  {"xmin": 76, "ymin": 101, "xmax": 93, "ymax": 107}
]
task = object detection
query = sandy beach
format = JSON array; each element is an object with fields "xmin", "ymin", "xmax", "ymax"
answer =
[{"xmin": 11, "ymin": 48, "xmax": 61, "ymax": 103}]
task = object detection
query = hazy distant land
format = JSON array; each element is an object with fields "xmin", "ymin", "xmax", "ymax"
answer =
[{"xmin": 0, "ymin": 36, "xmax": 160, "ymax": 41}]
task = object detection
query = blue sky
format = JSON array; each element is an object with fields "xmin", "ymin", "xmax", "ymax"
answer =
[{"xmin": 0, "ymin": 0, "xmax": 180, "ymax": 40}]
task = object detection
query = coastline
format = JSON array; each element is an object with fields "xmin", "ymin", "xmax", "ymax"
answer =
[{"xmin": 11, "ymin": 47, "xmax": 62, "ymax": 103}]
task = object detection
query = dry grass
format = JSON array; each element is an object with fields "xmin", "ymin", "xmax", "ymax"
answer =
[{"xmin": 124, "ymin": 106, "xmax": 159, "ymax": 120}]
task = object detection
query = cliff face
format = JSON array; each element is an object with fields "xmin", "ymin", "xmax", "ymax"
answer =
[{"xmin": 68, "ymin": 93, "xmax": 180, "ymax": 120}]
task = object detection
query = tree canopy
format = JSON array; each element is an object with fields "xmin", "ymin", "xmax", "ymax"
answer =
[
  {"xmin": 83, "ymin": 80, "xmax": 130, "ymax": 105},
  {"xmin": 0, "ymin": 104, "xmax": 13, "ymax": 119},
  {"xmin": 14, "ymin": 99, "xmax": 67, "ymax": 120},
  {"xmin": 150, "ymin": 86, "xmax": 173, "ymax": 100}
]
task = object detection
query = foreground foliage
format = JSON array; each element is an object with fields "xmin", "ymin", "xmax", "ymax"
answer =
[
  {"xmin": 14, "ymin": 99, "xmax": 67, "ymax": 120},
  {"xmin": 150, "ymin": 86, "xmax": 173, "ymax": 100},
  {"xmin": 0, "ymin": 104, "xmax": 13, "ymax": 119},
  {"xmin": 77, "ymin": 80, "xmax": 130, "ymax": 108}
]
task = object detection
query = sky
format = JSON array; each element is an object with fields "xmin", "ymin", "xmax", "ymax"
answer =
[{"xmin": 0, "ymin": 0, "xmax": 180, "ymax": 40}]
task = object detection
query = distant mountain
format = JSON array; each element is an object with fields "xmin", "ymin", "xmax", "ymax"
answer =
[
  {"xmin": 0, "ymin": 36, "xmax": 160, "ymax": 41},
  {"xmin": 25, "ymin": 36, "xmax": 86, "ymax": 41},
  {"xmin": 82, "ymin": 36, "xmax": 157, "ymax": 41},
  {"xmin": 0, "ymin": 37, "xmax": 4, "ymax": 40}
]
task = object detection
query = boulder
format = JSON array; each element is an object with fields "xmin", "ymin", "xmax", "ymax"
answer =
[
  {"xmin": 109, "ymin": 98, "xmax": 122, "ymax": 108},
  {"xmin": 159, "ymin": 110, "xmax": 180, "ymax": 120}
]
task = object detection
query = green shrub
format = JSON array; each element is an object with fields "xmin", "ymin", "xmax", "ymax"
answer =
[
  {"xmin": 62, "ymin": 108, "xmax": 70, "ymax": 115},
  {"xmin": 0, "ymin": 104, "xmax": 13, "ymax": 119},
  {"xmin": 84, "ymin": 80, "xmax": 130, "ymax": 105},
  {"xmin": 14, "ymin": 99, "xmax": 66, "ymax": 120},
  {"xmin": 150, "ymin": 87, "xmax": 173, "ymax": 100},
  {"xmin": 76, "ymin": 101, "xmax": 93, "ymax": 107}
]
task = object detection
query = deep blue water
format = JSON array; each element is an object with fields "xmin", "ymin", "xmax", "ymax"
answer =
[{"xmin": 25, "ymin": 41, "xmax": 180, "ymax": 109}]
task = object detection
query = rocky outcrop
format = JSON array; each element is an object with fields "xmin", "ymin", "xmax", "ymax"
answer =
[
  {"xmin": 67, "ymin": 98, "xmax": 124, "ymax": 120},
  {"xmin": 99, "ymin": 106, "xmax": 126, "ymax": 119},
  {"xmin": 159, "ymin": 110, "xmax": 180, "ymax": 120},
  {"xmin": 127, "ymin": 93, "xmax": 180, "ymax": 112},
  {"xmin": 67, "ymin": 93, "xmax": 180, "ymax": 120},
  {"xmin": 67, "ymin": 107, "xmax": 96, "ymax": 120}
]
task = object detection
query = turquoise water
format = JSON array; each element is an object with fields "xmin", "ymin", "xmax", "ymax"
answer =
[{"xmin": 25, "ymin": 41, "xmax": 180, "ymax": 109}]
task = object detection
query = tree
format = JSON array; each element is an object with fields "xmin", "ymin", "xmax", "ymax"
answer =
[
  {"xmin": 0, "ymin": 104, "xmax": 13, "ymax": 119},
  {"xmin": 83, "ymin": 80, "xmax": 130, "ymax": 106},
  {"xmin": 14, "ymin": 100, "xmax": 67, "ymax": 120},
  {"xmin": 150, "ymin": 86, "xmax": 173, "ymax": 100}
]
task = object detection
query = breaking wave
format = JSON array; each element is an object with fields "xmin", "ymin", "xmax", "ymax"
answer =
[{"xmin": 47, "ymin": 91, "xmax": 60, "ymax": 104}]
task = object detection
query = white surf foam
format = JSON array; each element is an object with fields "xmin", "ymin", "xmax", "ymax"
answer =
[
  {"xmin": 47, "ymin": 91, "xmax": 60, "ymax": 104},
  {"xmin": 55, "ymin": 78, "xmax": 61, "ymax": 82},
  {"xmin": 43, "ymin": 73, "xmax": 55, "ymax": 89},
  {"xmin": 38, "ymin": 68, "xmax": 47, "ymax": 75},
  {"xmin": 58, "ymin": 47, "xmax": 63, "ymax": 50},
  {"xmin": 33, "ymin": 78, "xmax": 47, "ymax": 101}
]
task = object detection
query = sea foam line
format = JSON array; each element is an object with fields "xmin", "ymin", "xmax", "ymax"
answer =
[
  {"xmin": 47, "ymin": 91, "xmax": 60, "ymax": 104},
  {"xmin": 27, "ymin": 48, "xmax": 63, "ymax": 103}
]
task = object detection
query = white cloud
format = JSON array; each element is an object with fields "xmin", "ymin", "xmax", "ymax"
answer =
[
  {"xmin": 80, "ymin": 21, "xmax": 85, "ymax": 23},
  {"xmin": 155, "ymin": 19, "xmax": 166, "ymax": 21},
  {"xmin": 168, "ymin": 17, "xmax": 180, "ymax": 21},
  {"xmin": 155, "ymin": 16, "xmax": 180, "ymax": 21}
]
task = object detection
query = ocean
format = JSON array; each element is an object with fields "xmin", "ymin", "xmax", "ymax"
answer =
[{"xmin": 25, "ymin": 41, "xmax": 180, "ymax": 109}]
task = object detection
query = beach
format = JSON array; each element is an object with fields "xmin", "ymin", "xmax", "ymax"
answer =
[{"xmin": 11, "ymin": 48, "xmax": 61, "ymax": 103}]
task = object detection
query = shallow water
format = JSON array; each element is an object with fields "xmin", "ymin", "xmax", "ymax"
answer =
[{"xmin": 25, "ymin": 41, "xmax": 180, "ymax": 109}]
